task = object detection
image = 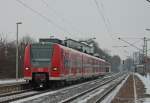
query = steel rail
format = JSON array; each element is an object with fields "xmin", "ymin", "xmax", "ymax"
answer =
[
  {"xmin": 60, "ymin": 73, "xmax": 127, "ymax": 103},
  {"xmin": 94, "ymin": 75, "xmax": 128, "ymax": 103},
  {"xmin": 1, "ymin": 73, "xmax": 124, "ymax": 103}
]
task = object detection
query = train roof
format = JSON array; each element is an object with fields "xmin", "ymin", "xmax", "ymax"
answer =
[
  {"xmin": 57, "ymin": 43, "xmax": 106, "ymax": 62},
  {"xmin": 30, "ymin": 42, "xmax": 107, "ymax": 63}
]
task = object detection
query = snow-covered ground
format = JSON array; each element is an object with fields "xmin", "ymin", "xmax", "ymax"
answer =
[
  {"xmin": 101, "ymin": 75, "xmax": 129, "ymax": 103},
  {"xmin": 135, "ymin": 73, "xmax": 150, "ymax": 95},
  {"xmin": 0, "ymin": 78, "xmax": 26, "ymax": 85},
  {"xmin": 135, "ymin": 73, "xmax": 150, "ymax": 103}
]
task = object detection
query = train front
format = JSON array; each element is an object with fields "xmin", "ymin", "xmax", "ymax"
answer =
[{"xmin": 24, "ymin": 43, "xmax": 53, "ymax": 88}]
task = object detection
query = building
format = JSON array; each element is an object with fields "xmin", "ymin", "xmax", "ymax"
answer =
[
  {"xmin": 39, "ymin": 38, "xmax": 95, "ymax": 56},
  {"xmin": 64, "ymin": 39, "xmax": 94, "ymax": 54}
]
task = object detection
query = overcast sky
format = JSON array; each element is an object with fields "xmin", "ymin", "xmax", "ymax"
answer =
[{"xmin": 0, "ymin": 0, "xmax": 150, "ymax": 59}]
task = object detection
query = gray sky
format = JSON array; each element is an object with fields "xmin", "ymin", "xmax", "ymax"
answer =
[{"xmin": 0, "ymin": 0, "xmax": 150, "ymax": 59}]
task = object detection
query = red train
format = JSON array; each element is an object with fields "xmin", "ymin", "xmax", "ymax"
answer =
[{"xmin": 24, "ymin": 42, "xmax": 111, "ymax": 88}]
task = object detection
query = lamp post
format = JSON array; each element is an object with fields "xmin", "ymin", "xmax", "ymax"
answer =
[{"xmin": 16, "ymin": 22, "xmax": 22, "ymax": 80}]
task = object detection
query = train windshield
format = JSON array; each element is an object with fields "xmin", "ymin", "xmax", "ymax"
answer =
[{"xmin": 31, "ymin": 43, "xmax": 53, "ymax": 67}]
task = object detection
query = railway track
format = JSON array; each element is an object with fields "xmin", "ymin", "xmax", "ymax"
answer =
[
  {"xmin": 0, "ymin": 81, "xmax": 30, "ymax": 96},
  {"xmin": 60, "ymin": 73, "xmax": 127, "ymax": 103},
  {"xmin": 0, "ymin": 73, "xmax": 114, "ymax": 103},
  {"xmin": 9, "ymin": 72, "xmax": 127, "ymax": 103}
]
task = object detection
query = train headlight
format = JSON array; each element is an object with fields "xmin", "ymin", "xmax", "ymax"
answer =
[
  {"xmin": 53, "ymin": 68, "xmax": 58, "ymax": 71},
  {"xmin": 25, "ymin": 67, "xmax": 30, "ymax": 70}
]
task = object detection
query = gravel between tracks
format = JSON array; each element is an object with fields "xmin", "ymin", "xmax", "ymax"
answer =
[{"xmin": 12, "ymin": 73, "xmax": 125, "ymax": 103}]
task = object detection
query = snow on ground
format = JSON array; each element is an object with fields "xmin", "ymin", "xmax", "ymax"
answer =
[
  {"xmin": 12, "ymin": 80, "xmax": 95, "ymax": 103},
  {"xmin": 135, "ymin": 73, "xmax": 150, "ymax": 103},
  {"xmin": 101, "ymin": 75, "xmax": 129, "ymax": 103},
  {"xmin": 143, "ymin": 98, "xmax": 150, "ymax": 103},
  {"xmin": 0, "ymin": 78, "xmax": 26, "ymax": 85},
  {"xmin": 135, "ymin": 73, "xmax": 150, "ymax": 95},
  {"xmin": 11, "ymin": 91, "xmax": 58, "ymax": 103},
  {"xmin": 77, "ymin": 89, "xmax": 104, "ymax": 103}
]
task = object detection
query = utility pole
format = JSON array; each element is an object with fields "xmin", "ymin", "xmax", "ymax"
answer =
[
  {"xmin": 16, "ymin": 22, "xmax": 22, "ymax": 80},
  {"xmin": 143, "ymin": 37, "xmax": 147, "ymax": 57},
  {"xmin": 143, "ymin": 37, "xmax": 147, "ymax": 74},
  {"xmin": 143, "ymin": 37, "xmax": 150, "ymax": 74},
  {"xmin": 118, "ymin": 36, "xmax": 150, "ymax": 74}
]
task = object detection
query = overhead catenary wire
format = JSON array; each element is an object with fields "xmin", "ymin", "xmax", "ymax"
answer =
[
  {"xmin": 132, "ymin": 39, "xmax": 142, "ymax": 45},
  {"xmin": 118, "ymin": 37, "xmax": 142, "ymax": 51},
  {"xmin": 93, "ymin": 0, "xmax": 117, "ymax": 40},
  {"xmin": 98, "ymin": 0, "xmax": 113, "ymax": 32},
  {"xmin": 94, "ymin": 0, "xmax": 110, "ymax": 33},
  {"xmin": 40, "ymin": 0, "xmax": 82, "ymax": 33},
  {"xmin": 16, "ymin": 0, "xmax": 69, "ymax": 34}
]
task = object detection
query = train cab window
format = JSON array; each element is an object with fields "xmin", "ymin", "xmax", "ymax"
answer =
[{"xmin": 31, "ymin": 43, "xmax": 53, "ymax": 67}]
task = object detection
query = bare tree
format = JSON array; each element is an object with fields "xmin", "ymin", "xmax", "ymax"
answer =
[
  {"xmin": 0, "ymin": 34, "xmax": 36, "ymax": 79},
  {"xmin": 20, "ymin": 35, "xmax": 35, "ymax": 45}
]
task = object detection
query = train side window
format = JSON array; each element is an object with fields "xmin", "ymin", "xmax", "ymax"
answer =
[{"xmin": 64, "ymin": 52, "xmax": 70, "ymax": 69}]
